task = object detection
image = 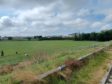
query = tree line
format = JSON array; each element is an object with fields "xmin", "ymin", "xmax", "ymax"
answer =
[
  {"xmin": 28, "ymin": 29, "xmax": 112, "ymax": 41},
  {"xmin": 37, "ymin": 29, "xmax": 112, "ymax": 41},
  {"xmin": 0, "ymin": 29, "xmax": 112, "ymax": 41},
  {"xmin": 73, "ymin": 29, "xmax": 112, "ymax": 41}
]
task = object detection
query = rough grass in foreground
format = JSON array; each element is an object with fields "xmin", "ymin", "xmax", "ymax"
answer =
[{"xmin": 53, "ymin": 50, "xmax": 112, "ymax": 84}]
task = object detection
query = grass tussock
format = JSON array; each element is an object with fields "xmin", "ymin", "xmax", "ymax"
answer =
[
  {"xmin": 12, "ymin": 70, "xmax": 37, "ymax": 84},
  {"xmin": 67, "ymin": 51, "xmax": 111, "ymax": 84},
  {"xmin": 47, "ymin": 49, "xmax": 112, "ymax": 84},
  {"xmin": 0, "ymin": 65, "xmax": 13, "ymax": 75}
]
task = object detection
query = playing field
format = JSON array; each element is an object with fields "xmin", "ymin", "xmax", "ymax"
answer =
[
  {"xmin": 0, "ymin": 40, "xmax": 107, "ymax": 84},
  {"xmin": 0, "ymin": 40, "xmax": 105, "ymax": 66}
]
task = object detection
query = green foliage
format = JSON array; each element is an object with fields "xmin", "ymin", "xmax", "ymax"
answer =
[{"xmin": 73, "ymin": 29, "xmax": 112, "ymax": 41}]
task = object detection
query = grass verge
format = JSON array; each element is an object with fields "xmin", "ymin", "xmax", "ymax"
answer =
[{"xmin": 49, "ymin": 48, "xmax": 112, "ymax": 84}]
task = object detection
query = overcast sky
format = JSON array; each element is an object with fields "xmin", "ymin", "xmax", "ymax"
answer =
[{"xmin": 0, "ymin": 0, "xmax": 112, "ymax": 36}]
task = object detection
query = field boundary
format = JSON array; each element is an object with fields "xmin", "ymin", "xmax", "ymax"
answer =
[
  {"xmin": 100, "ymin": 65, "xmax": 112, "ymax": 84},
  {"xmin": 36, "ymin": 44, "xmax": 111, "ymax": 81}
]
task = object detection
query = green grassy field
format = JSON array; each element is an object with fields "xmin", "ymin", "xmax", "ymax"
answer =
[
  {"xmin": 0, "ymin": 40, "xmax": 105, "ymax": 66},
  {"xmin": 0, "ymin": 40, "xmax": 108, "ymax": 84}
]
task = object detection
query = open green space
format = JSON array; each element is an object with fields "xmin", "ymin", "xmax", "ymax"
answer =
[
  {"xmin": 0, "ymin": 40, "xmax": 105, "ymax": 66},
  {"xmin": 0, "ymin": 40, "xmax": 108, "ymax": 84}
]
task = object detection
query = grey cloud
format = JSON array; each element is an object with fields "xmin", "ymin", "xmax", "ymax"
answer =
[
  {"xmin": 0, "ymin": 16, "xmax": 14, "ymax": 27},
  {"xmin": 0, "ymin": 0, "xmax": 90, "ymax": 10},
  {"xmin": 64, "ymin": 0, "xmax": 88, "ymax": 9},
  {"xmin": 0, "ymin": 0, "xmax": 57, "ymax": 9}
]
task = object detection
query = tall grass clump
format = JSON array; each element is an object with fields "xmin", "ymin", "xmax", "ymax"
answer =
[{"xmin": 50, "ymin": 51, "xmax": 110, "ymax": 84}]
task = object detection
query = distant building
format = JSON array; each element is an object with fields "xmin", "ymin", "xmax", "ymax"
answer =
[{"xmin": 1, "ymin": 37, "xmax": 9, "ymax": 40}]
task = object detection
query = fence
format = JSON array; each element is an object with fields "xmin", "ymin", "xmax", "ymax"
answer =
[
  {"xmin": 36, "ymin": 43, "xmax": 111, "ymax": 82},
  {"xmin": 100, "ymin": 65, "xmax": 112, "ymax": 84}
]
